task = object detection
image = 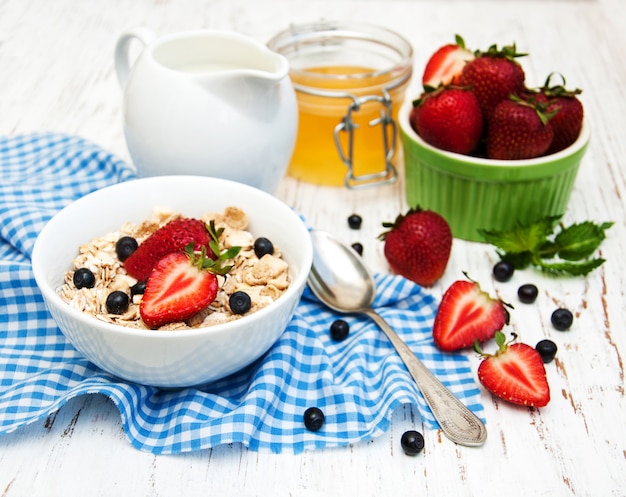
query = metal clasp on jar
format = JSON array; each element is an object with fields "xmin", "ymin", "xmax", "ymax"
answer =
[
  {"xmin": 293, "ymin": 80, "xmax": 406, "ymax": 189},
  {"xmin": 333, "ymin": 89, "xmax": 397, "ymax": 189}
]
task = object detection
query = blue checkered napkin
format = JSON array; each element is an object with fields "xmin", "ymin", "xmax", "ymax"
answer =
[{"xmin": 0, "ymin": 132, "xmax": 485, "ymax": 454}]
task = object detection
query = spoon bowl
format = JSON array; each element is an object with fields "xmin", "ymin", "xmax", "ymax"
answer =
[
  {"xmin": 308, "ymin": 230, "xmax": 487, "ymax": 447},
  {"xmin": 309, "ymin": 231, "xmax": 375, "ymax": 312}
]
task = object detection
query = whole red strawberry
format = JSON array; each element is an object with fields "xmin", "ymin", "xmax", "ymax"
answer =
[
  {"xmin": 458, "ymin": 42, "xmax": 526, "ymax": 120},
  {"xmin": 410, "ymin": 86, "xmax": 483, "ymax": 154},
  {"xmin": 432, "ymin": 277, "xmax": 509, "ymax": 351},
  {"xmin": 422, "ymin": 34, "xmax": 475, "ymax": 88},
  {"xmin": 486, "ymin": 96, "xmax": 555, "ymax": 160},
  {"xmin": 540, "ymin": 74, "xmax": 584, "ymax": 154},
  {"xmin": 379, "ymin": 207, "xmax": 452, "ymax": 287},
  {"xmin": 475, "ymin": 331, "xmax": 550, "ymax": 407},
  {"xmin": 124, "ymin": 217, "xmax": 211, "ymax": 281}
]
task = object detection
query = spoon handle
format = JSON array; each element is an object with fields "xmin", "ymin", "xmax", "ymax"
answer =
[{"xmin": 365, "ymin": 309, "xmax": 487, "ymax": 447}]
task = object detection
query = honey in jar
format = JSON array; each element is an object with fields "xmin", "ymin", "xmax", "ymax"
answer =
[{"xmin": 268, "ymin": 22, "xmax": 413, "ymax": 188}]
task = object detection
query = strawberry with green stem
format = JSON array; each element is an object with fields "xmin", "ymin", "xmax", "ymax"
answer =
[
  {"xmin": 540, "ymin": 73, "xmax": 584, "ymax": 154},
  {"xmin": 140, "ymin": 221, "xmax": 241, "ymax": 329},
  {"xmin": 475, "ymin": 331, "xmax": 550, "ymax": 407},
  {"xmin": 432, "ymin": 275, "xmax": 511, "ymax": 352},
  {"xmin": 379, "ymin": 207, "xmax": 452, "ymax": 287},
  {"xmin": 124, "ymin": 217, "xmax": 212, "ymax": 281},
  {"xmin": 486, "ymin": 95, "xmax": 556, "ymax": 160},
  {"xmin": 458, "ymin": 41, "xmax": 527, "ymax": 121},
  {"xmin": 410, "ymin": 85, "xmax": 484, "ymax": 154}
]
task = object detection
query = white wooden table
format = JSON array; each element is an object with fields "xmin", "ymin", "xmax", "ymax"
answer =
[{"xmin": 1, "ymin": 1, "xmax": 625, "ymax": 495}]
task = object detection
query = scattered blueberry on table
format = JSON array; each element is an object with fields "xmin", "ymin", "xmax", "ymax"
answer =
[
  {"xmin": 517, "ymin": 283, "xmax": 538, "ymax": 304},
  {"xmin": 347, "ymin": 214, "xmax": 362, "ymax": 230},
  {"xmin": 303, "ymin": 407, "xmax": 325, "ymax": 432},
  {"xmin": 551, "ymin": 308, "xmax": 574, "ymax": 331},
  {"xmin": 401, "ymin": 430, "xmax": 425, "ymax": 456},
  {"xmin": 330, "ymin": 319, "xmax": 350, "ymax": 341},
  {"xmin": 492, "ymin": 260, "xmax": 515, "ymax": 282},
  {"xmin": 536, "ymin": 339, "xmax": 558, "ymax": 363},
  {"xmin": 351, "ymin": 242, "xmax": 364, "ymax": 256}
]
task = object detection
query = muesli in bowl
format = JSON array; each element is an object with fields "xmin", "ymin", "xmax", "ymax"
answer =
[
  {"xmin": 32, "ymin": 176, "xmax": 312, "ymax": 388},
  {"xmin": 58, "ymin": 206, "xmax": 290, "ymax": 330}
]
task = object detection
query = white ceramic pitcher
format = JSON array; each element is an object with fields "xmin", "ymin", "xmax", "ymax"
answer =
[{"xmin": 114, "ymin": 27, "xmax": 298, "ymax": 193}]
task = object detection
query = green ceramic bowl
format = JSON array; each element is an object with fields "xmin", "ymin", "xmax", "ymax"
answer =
[{"xmin": 399, "ymin": 100, "xmax": 591, "ymax": 242}]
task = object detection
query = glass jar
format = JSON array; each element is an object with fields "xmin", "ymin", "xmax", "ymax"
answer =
[{"xmin": 267, "ymin": 21, "xmax": 413, "ymax": 188}]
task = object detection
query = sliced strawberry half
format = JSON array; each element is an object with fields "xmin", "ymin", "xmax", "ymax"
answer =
[
  {"xmin": 432, "ymin": 277, "xmax": 510, "ymax": 351},
  {"xmin": 124, "ymin": 217, "xmax": 211, "ymax": 281},
  {"xmin": 139, "ymin": 223, "xmax": 241, "ymax": 329},
  {"xmin": 139, "ymin": 251, "xmax": 219, "ymax": 329},
  {"xmin": 476, "ymin": 332, "xmax": 550, "ymax": 407},
  {"xmin": 422, "ymin": 35, "xmax": 475, "ymax": 89}
]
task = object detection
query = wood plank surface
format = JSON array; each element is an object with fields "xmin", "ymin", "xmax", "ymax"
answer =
[{"xmin": 1, "ymin": 1, "xmax": 625, "ymax": 496}]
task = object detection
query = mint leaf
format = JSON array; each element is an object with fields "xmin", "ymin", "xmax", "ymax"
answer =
[
  {"xmin": 554, "ymin": 221, "xmax": 614, "ymax": 261},
  {"xmin": 479, "ymin": 216, "xmax": 612, "ymax": 277},
  {"xmin": 500, "ymin": 251, "xmax": 534, "ymax": 269},
  {"xmin": 537, "ymin": 258, "xmax": 606, "ymax": 276},
  {"xmin": 478, "ymin": 215, "xmax": 560, "ymax": 254}
]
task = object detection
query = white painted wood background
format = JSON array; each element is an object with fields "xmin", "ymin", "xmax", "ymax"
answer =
[{"xmin": 1, "ymin": 1, "xmax": 625, "ymax": 496}]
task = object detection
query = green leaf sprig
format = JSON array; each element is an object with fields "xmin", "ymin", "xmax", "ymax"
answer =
[
  {"xmin": 478, "ymin": 215, "xmax": 613, "ymax": 276},
  {"xmin": 184, "ymin": 220, "xmax": 242, "ymax": 276}
]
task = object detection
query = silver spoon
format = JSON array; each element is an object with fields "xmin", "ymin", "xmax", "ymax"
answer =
[{"xmin": 307, "ymin": 230, "xmax": 487, "ymax": 447}]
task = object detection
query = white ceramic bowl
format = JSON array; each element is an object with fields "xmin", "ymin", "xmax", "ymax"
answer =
[{"xmin": 32, "ymin": 176, "xmax": 312, "ymax": 388}]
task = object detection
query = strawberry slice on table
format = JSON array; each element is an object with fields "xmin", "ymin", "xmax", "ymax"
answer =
[
  {"xmin": 422, "ymin": 34, "xmax": 475, "ymax": 88},
  {"xmin": 432, "ymin": 277, "xmax": 510, "ymax": 351},
  {"xmin": 475, "ymin": 331, "xmax": 550, "ymax": 407},
  {"xmin": 124, "ymin": 217, "xmax": 211, "ymax": 281}
]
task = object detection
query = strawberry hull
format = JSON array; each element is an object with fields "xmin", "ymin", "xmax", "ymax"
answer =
[{"xmin": 399, "ymin": 101, "xmax": 590, "ymax": 242}]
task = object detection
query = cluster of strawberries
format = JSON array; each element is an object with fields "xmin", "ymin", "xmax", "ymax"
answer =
[
  {"xmin": 379, "ymin": 208, "xmax": 550, "ymax": 408},
  {"xmin": 410, "ymin": 35, "xmax": 584, "ymax": 160}
]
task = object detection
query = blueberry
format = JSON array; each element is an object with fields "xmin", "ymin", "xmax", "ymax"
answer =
[
  {"xmin": 351, "ymin": 242, "xmax": 363, "ymax": 256},
  {"xmin": 130, "ymin": 280, "xmax": 146, "ymax": 297},
  {"xmin": 518, "ymin": 283, "xmax": 539, "ymax": 304},
  {"xmin": 330, "ymin": 319, "xmax": 350, "ymax": 341},
  {"xmin": 73, "ymin": 267, "xmax": 96, "ymax": 289},
  {"xmin": 303, "ymin": 407, "xmax": 325, "ymax": 432},
  {"xmin": 115, "ymin": 236, "xmax": 138, "ymax": 262},
  {"xmin": 551, "ymin": 308, "xmax": 573, "ymax": 331},
  {"xmin": 493, "ymin": 261, "xmax": 514, "ymax": 282},
  {"xmin": 400, "ymin": 430, "xmax": 425, "ymax": 456},
  {"xmin": 253, "ymin": 237, "xmax": 274, "ymax": 258},
  {"xmin": 536, "ymin": 339, "xmax": 558, "ymax": 363},
  {"xmin": 347, "ymin": 214, "xmax": 362, "ymax": 230},
  {"xmin": 229, "ymin": 291, "xmax": 252, "ymax": 315},
  {"xmin": 106, "ymin": 291, "xmax": 130, "ymax": 314}
]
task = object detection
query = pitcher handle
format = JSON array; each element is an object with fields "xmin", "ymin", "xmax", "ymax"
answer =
[{"xmin": 114, "ymin": 27, "xmax": 156, "ymax": 88}]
